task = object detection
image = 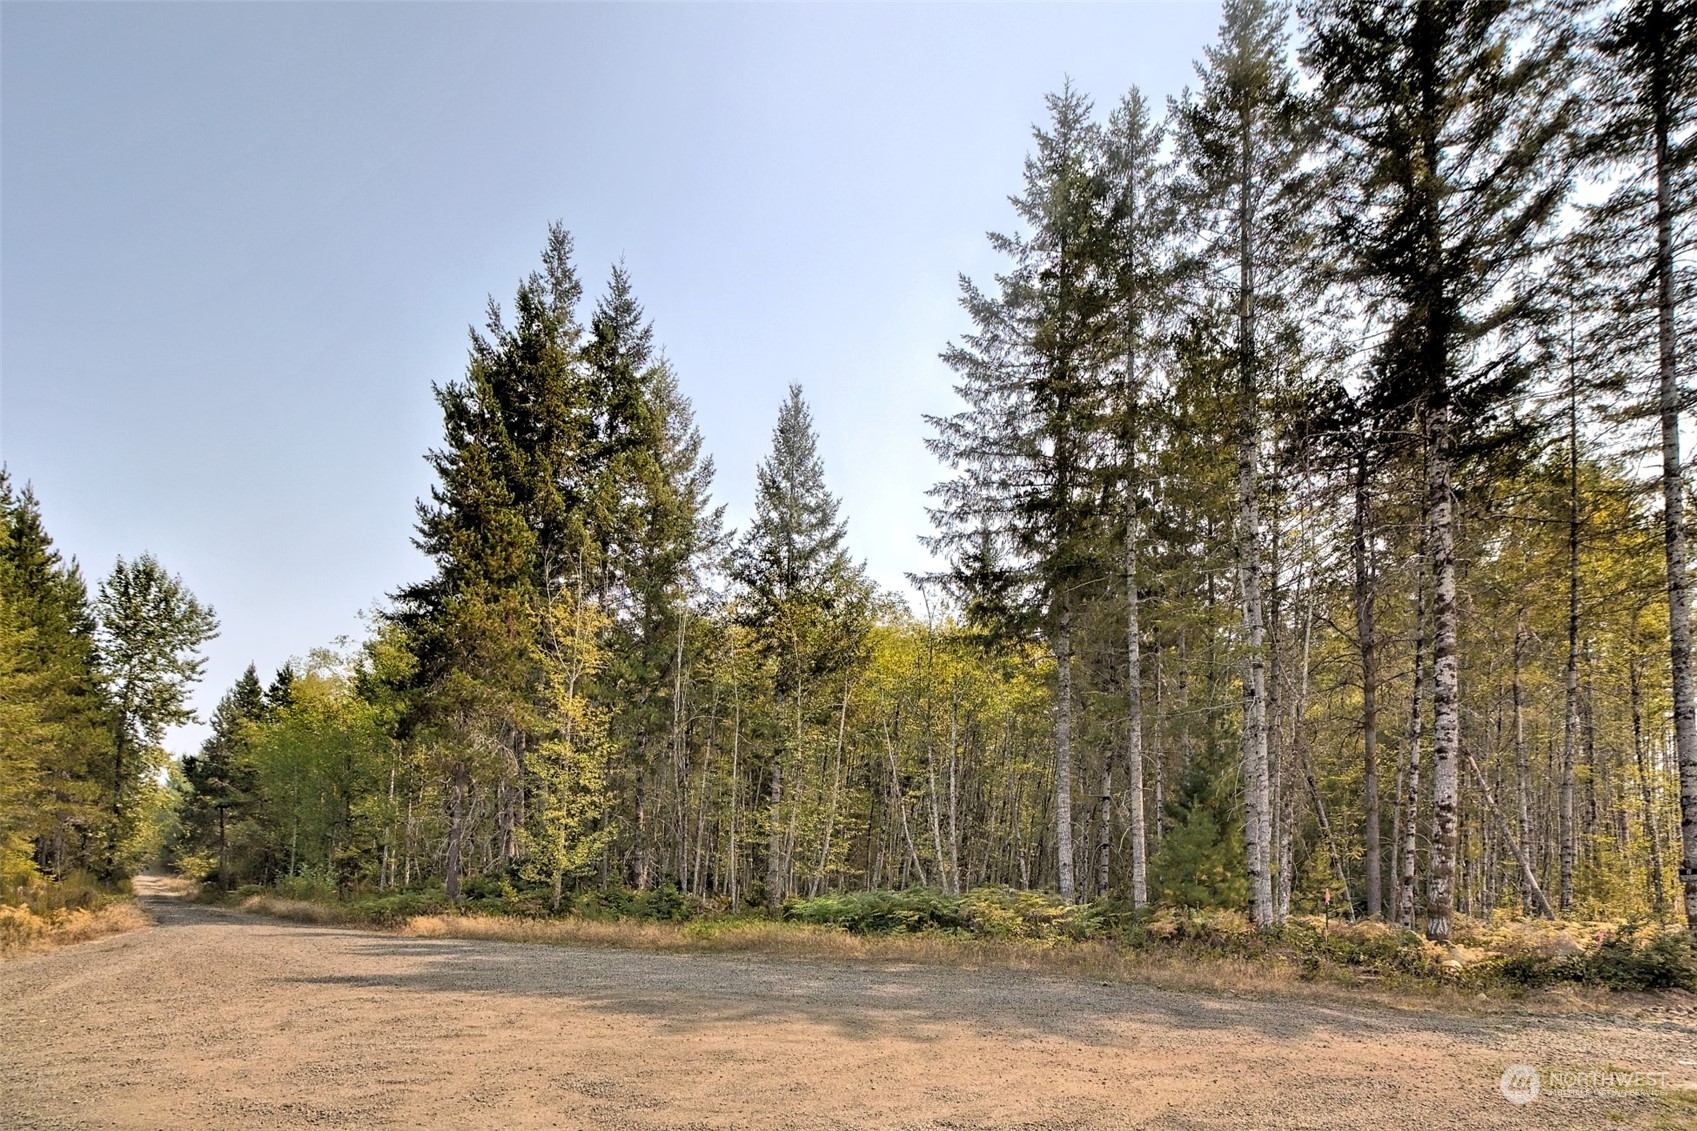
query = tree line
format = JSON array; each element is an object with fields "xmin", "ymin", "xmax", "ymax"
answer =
[
  {"xmin": 1, "ymin": 473, "xmax": 217, "ymax": 886},
  {"xmin": 6, "ymin": 0, "xmax": 1693, "ymax": 945}
]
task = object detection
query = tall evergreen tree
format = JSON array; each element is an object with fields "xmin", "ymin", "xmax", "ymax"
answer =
[
  {"xmin": 1177, "ymin": 0, "xmax": 1314, "ymax": 926},
  {"xmin": 1098, "ymin": 86, "xmax": 1179, "ymax": 908},
  {"xmin": 1306, "ymin": 0, "xmax": 1578, "ymax": 940},
  {"xmin": 0, "ymin": 473, "xmax": 111, "ymax": 879},
  {"xmin": 732, "ymin": 384, "xmax": 868, "ymax": 912},
  {"xmin": 180, "ymin": 664, "xmax": 264, "ymax": 887},
  {"xmin": 1585, "ymin": 0, "xmax": 1697, "ymax": 937},
  {"xmin": 927, "ymin": 86, "xmax": 1112, "ymax": 900}
]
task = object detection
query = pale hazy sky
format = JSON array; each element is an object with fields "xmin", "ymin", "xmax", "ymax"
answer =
[{"xmin": 2, "ymin": 1, "xmax": 1221, "ymax": 750}]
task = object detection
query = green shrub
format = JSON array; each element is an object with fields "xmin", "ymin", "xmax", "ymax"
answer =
[
  {"xmin": 275, "ymin": 863, "xmax": 339, "ymax": 901},
  {"xmin": 354, "ymin": 891, "xmax": 451, "ymax": 926},
  {"xmin": 1579, "ymin": 921, "xmax": 1697, "ymax": 991},
  {"xmin": 786, "ymin": 888, "xmax": 965, "ymax": 934},
  {"xmin": 1, "ymin": 871, "xmax": 117, "ymax": 916}
]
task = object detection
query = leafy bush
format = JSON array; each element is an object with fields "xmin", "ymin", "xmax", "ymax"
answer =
[
  {"xmin": 274, "ymin": 863, "xmax": 339, "ymax": 902},
  {"xmin": 354, "ymin": 891, "xmax": 451, "ymax": 927},
  {"xmin": 784, "ymin": 886, "xmax": 1083, "ymax": 940},
  {"xmin": 2, "ymin": 871, "xmax": 121, "ymax": 917},
  {"xmin": 785, "ymin": 888, "xmax": 965, "ymax": 934},
  {"xmin": 1578, "ymin": 921, "xmax": 1697, "ymax": 991},
  {"xmin": 568, "ymin": 884, "xmax": 703, "ymax": 922}
]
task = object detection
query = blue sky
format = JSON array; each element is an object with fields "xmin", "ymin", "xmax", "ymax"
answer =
[{"xmin": 2, "ymin": 1, "xmax": 1221, "ymax": 750}]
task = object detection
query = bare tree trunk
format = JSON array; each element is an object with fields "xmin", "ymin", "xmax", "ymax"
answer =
[
  {"xmin": 926, "ymin": 730, "xmax": 948, "ymax": 893},
  {"xmin": 1301, "ymin": 743, "xmax": 1354, "ymax": 916},
  {"xmin": 1125, "ymin": 517, "xmax": 1148, "ymax": 905},
  {"xmin": 813, "ymin": 680, "xmax": 850, "ymax": 896},
  {"xmin": 1054, "ymin": 604, "xmax": 1076, "ymax": 900},
  {"xmin": 948, "ymin": 702, "xmax": 960, "ymax": 894},
  {"xmin": 1281, "ymin": 571, "xmax": 1315, "ymax": 922},
  {"xmin": 1511, "ymin": 611, "xmax": 1534, "ymax": 916},
  {"xmin": 445, "ymin": 761, "xmax": 468, "ymax": 902},
  {"xmin": 1630, "ymin": 650, "xmax": 1669, "ymax": 914},
  {"xmin": 728, "ymin": 699, "xmax": 740, "ymax": 907},
  {"xmin": 1354, "ymin": 445, "xmax": 1381, "ymax": 918},
  {"xmin": 1235, "ymin": 95, "xmax": 1274, "ymax": 928},
  {"xmin": 1561, "ymin": 357, "xmax": 1581, "ymax": 913},
  {"xmin": 884, "ymin": 717, "xmax": 929, "ymax": 888},
  {"xmin": 1648, "ymin": 22, "xmax": 1697, "ymax": 936},
  {"xmin": 1399, "ymin": 493, "xmax": 1429, "ymax": 931},
  {"xmin": 765, "ymin": 694, "xmax": 784, "ymax": 917},
  {"xmin": 1426, "ymin": 417, "xmax": 1461, "ymax": 942},
  {"xmin": 1465, "ymin": 749, "xmax": 1555, "ymax": 918},
  {"xmin": 1152, "ymin": 632, "xmax": 1165, "ymax": 847}
]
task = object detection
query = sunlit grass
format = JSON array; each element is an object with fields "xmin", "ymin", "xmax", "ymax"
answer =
[{"xmin": 0, "ymin": 900, "xmax": 149, "ymax": 957}]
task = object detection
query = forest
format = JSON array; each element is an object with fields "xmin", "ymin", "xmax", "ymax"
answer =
[{"xmin": 4, "ymin": 0, "xmax": 1695, "ymax": 955}]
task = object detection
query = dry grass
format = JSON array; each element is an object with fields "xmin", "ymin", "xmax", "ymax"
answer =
[
  {"xmin": 222, "ymin": 892, "xmax": 1690, "ymax": 1017},
  {"xmin": 0, "ymin": 900, "xmax": 150, "ymax": 958},
  {"xmin": 397, "ymin": 911, "xmax": 1478, "ymax": 1011},
  {"xmin": 234, "ymin": 894, "xmax": 366, "ymax": 925}
]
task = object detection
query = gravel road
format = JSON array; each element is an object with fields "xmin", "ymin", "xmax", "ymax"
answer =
[{"xmin": 2, "ymin": 879, "xmax": 1693, "ymax": 1130}]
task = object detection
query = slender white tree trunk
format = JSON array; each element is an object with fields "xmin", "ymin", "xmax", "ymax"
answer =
[
  {"xmin": 1125, "ymin": 519, "xmax": 1148, "ymax": 908},
  {"xmin": 1649, "ymin": 41, "xmax": 1697, "ymax": 936},
  {"xmin": 1054, "ymin": 604, "xmax": 1076, "ymax": 901},
  {"xmin": 1235, "ymin": 95, "xmax": 1273, "ymax": 927},
  {"xmin": 1427, "ymin": 418, "xmax": 1461, "ymax": 942}
]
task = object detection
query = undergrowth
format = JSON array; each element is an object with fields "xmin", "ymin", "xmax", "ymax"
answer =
[
  {"xmin": 0, "ymin": 873, "xmax": 148, "ymax": 957},
  {"xmin": 201, "ymin": 876, "xmax": 1697, "ymax": 996}
]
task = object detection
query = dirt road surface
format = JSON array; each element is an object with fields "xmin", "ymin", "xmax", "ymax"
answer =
[{"xmin": 2, "ymin": 878, "xmax": 1693, "ymax": 1130}]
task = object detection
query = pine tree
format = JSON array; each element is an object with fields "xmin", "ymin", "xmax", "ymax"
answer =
[
  {"xmin": 927, "ymin": 86, "xmax": 1112, "ymax": 900},
  {"xmin": 732, "ymin": 384, "xmax": 868, "ymax": 913},
  {"xmin": 582, "ymin": 266, "xmax": 723, "ymax": 889},
  {"xmin": 1585, "ymin": 0, "xmax": 1697, "ymax": 938},
  {"xmin": 180, "ymin": 664, "xmax": 264, "ymax": 887},
  {"xmin": 1177, "ymin": 0, "xmax": 1314, "ymax": 926},
  {"xmin": 1306, "ymin": 0, "xmax": 1578, "ymax": 940},
  {"xmin": 0, "ymin": 473, "xmax": 112, "ymax": 879},
  {"xmin": 1098, "ymin": 86, "xmax": 1179, "ymax": 908},
  {"xmin": 399, "ymin": 225, "xmax": 585, "ymax": 897}
]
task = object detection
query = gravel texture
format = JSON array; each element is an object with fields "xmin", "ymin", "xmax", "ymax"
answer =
[{"xmin": 2, "ymin": 878, "xmax": 1693, "ymax": 1130}]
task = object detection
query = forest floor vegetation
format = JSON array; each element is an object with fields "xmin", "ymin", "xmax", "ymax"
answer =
[
  {"xmin": 196, "ymin": 877, "xmax": 1697, "ymax": 1011},
  {"xmin": 0, "ymin": 873, "xmax": 150, "ymax": 958}
]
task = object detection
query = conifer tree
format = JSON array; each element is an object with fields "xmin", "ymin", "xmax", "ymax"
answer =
[
  {"xmin": 927, "ymin": 86, "xmax": 1112, "ymax": 900},
  {"xmin": 180, "ymin": 664, "xmax": 264, "ymax": 887},
  {"xmin": 732, "ymin": 384, "xmax": 868, "ymax": 912},
  {"xmin": 1585, "ymin": 0, "xmax": 1697, "ymax": 937},
  {"xmin": 1306, "ymin": 0, "xmax": 1578, "ymax": 940},
  {"xmin": 1177, "ymin": 0, "xmax": 1313, "ymax": 925},
  {"xmin": 1097, "ymin": 86, "xmax": 1178, "ymax": 907},
  {"xmin": 0, "ymin": 473, "xmax": 111, "ymax": 878}
]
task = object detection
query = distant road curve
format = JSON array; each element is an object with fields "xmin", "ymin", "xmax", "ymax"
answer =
[{"xmin": 2, "ymin": 877, "xmax": 1691, "ymax": 1130}]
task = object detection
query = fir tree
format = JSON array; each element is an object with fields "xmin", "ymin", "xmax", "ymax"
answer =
[
  {"xmin": 1177, "ymin": 0, "xmax": 1316, "ymax": 927},
  {"xmin": 732, "ymin": 384, "xmax": 869, "ymax": 912},
  {"xmin": 0, "ymin": 472, "xmax": 111, "ymax": 878},
  {"xmin": 1305, "ymin": 0, "xmax": 1578, "ymax": 940},
  {"xmin": 180, "ymin": 664, "xmax": 264, "ymax": 887},
  {"xmin": 926, "ymin": 85, "xmax": 1114, "ymax": 900},
  {"xmin": 1583, "ymin": 0, "xmax": 1697, "ymax": 938}
]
